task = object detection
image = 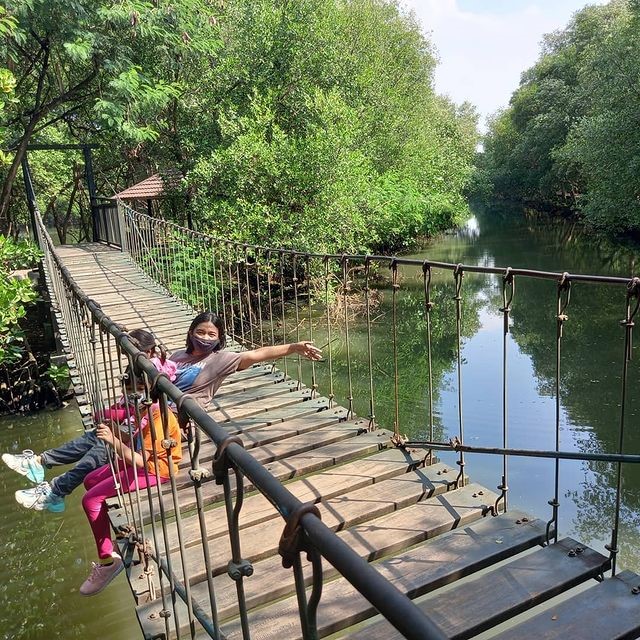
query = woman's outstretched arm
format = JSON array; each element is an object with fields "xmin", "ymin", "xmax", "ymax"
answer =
[{"xmin": 237, "ymin": 341, "xmax": 322, "ymax": 371}]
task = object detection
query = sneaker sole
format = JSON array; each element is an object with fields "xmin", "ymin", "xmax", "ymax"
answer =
[
  {"xmin": 2, "ymin": 455, "xmax": 45, "ymax": 483},
  {"xmin": 15, "ymin": 492, "xmax": 38, "ymax": 509},
  {"xmin": 2, "ymin": 455, "xmax": 30, "ymax": 478},
  {"xmin": 79, "ymin": 561, "xmax": 125, "ymax": 597}
]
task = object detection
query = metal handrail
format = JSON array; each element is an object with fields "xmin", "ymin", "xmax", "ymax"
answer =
[{"xmin": 39, "ymin": 202, "xmax": 448, "ymax": 639}]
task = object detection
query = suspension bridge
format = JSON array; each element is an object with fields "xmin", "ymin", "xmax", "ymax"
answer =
[{"xmin": 29, "ymin": 189, "xmax": 640, "ymax": 640}]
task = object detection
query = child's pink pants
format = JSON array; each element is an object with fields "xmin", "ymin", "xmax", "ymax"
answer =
[{"xmin": 82, "ymin": 464, "xmax": 163, "ymax": 559}]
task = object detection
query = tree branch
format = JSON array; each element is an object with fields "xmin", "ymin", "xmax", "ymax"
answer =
[
  {"xmin": 33, "ymin": 38, "xmax": 50, "ymax": 112},
  {"xmin": 39, "ymin": 63, "xmax": 99, "ymax": 115},
  {"xmin": 31, "ymin": 102, "xmax": 88, "ymax": 136}
]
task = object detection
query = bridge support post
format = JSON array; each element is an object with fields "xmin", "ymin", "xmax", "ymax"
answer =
[
  {"xmin": 116, "ymin": 199, "xmax": 127, "ymax": 253},
  {"xmin": 83, "ymin": 145, "xmax": 99, "ymax": 242}
]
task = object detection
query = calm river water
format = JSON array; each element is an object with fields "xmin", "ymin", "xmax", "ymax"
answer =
[{"xmin": 1, "ymin": 203, "xmax": 639, "ymax": 638}]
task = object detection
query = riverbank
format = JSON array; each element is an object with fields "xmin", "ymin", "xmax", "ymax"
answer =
[{"xmin": 0, "ymin": 404, "xmax": 140, "ymax": 640}]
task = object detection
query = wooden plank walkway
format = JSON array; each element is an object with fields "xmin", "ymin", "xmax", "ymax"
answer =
[{"xmin": 54, "ymin": 243, "xmax": 639, "ymax": 640}]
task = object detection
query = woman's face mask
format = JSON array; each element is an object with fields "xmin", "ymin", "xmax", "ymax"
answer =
[{"xmin": 191, "ymin": 335, "xmax": 220, "ymax": 354}]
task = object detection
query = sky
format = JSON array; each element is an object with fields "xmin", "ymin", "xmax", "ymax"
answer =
[{"xmin": 402, "ymin": 0, "xmax": 608, "ymax": 131}]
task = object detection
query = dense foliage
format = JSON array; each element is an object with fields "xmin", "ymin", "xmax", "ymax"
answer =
[
  {"xmin": 480, "ymin": 0, "xmax": 640, "ymax": 237},
  {"xmin": 1, "ymin": 0, "xmax": 478, "ymax": 253},
  {"xmin": 0, "ymin": 0, "xmax": 220, "ymax": 235},
  {"xmin": 0, "ymin": 235, "xmax": 40, "ymax": 364}
]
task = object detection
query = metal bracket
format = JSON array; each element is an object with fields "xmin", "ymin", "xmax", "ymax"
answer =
[
  {"xmin": 189, "ymin": 467, "xmax": 211, "ymax": 483},
  {"xmin": 390, "ymin": 432, "xmax": 408, "ymax": 448},
  {"xmin": 278, "ymin": 502, "xmax": 322, "ymax": 569},
  {"xmin": 161, "ymin": 438, "xmax": 178, "ymax": 450},
  {"xmin": 227, "ymin": 558, "xmax": 254, "ymax": 581},
  {"xmin": 212, "ymin": 435, "xmax": 244, "ymax": 484}
]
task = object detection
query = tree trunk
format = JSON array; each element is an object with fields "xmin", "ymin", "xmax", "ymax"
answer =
[{"xmin": 0, "ymin": 118, "xmax": 39, "ymax": 234}]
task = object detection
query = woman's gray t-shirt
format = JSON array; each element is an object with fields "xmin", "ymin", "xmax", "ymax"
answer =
[{"xmin": 169, "ymin": 349, "xmax": 241, "ymax": 407}]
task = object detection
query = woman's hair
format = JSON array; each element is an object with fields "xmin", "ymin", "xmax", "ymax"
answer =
[
  {"xmin": 185, "ymin": 311, "xmax": 226, "ymax": 354},
  {"xmin": 128, "ymin": 328, "xmax": 167, "ymax": 363}
]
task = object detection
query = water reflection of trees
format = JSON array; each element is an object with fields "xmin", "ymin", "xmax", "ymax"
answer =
[
  {"xmin": 294, "ymin": 270, "xmax": 484, "ymax": 439},
  {"xmin": 472, "ymin": 203, "xmax": 640, "ymax": 567},
  {"xmin": 567, "ymin": 468, "xmax": 640, "ymax": 571},
  {"xmin": 292, "ymin": 203, "xmax": 640, "ymax": 567}
]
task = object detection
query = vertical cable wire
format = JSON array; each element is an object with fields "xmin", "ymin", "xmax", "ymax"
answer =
[
  {"xmin": 181, "ymin": 412, "xmax": 223, "ymax": 639},
  {"xmin": 390, "ymin": 260, "xmax": 401, "ymax": 439},
  {"xmin": 169, "ymin": 223, "xmax": 178, "ymax": 296},
  {"xmin": 198, "ymin": 236, "xmax": 207, "ymax": 311},
  {"xmin": 341, "ymin": 256, "xmax": 354, "ymax": 419},
  {"xmin": 266, "ymin": 250, "xmax": 276, "ymax": 347},
  {"xmin": 188, "ymin": 232, "xmax": 197, "ymax": 309},
  {"xmin": 255, "ymin": 249, "xmax": 264, "ymax": 347},
  {"xmin": 217, "ymin": 243, "xmax": 228, "ymax": 331},
  {"xmin": 99, "ymin": 328, "xmax": 129, "ymax": 512},
  {"xmin": 114, "ymin": 339, "xmax": 144, "ymax": 531},
  {"xmin": 422, "ymin": 263, "xmax": 435, "ymax": 444},
  {"xmin": 279, "ymin": 250, "xmax": 289, "ymax": 376},
  {"xmin": 235, "ymin": 244, "xmax": 246, "ymax": 345},
  {"xmin": 244, "ymin": 245, "xmax": 255, "ymax": 347},
  {"xmin": 324, "ymin": 256, "xmax": 335, "ymax": 408},
  {"xmin": 157, "ymin": 390, "xmax": 198, "ymax": 638},
  {"xmin": 306, "ymin": 255, "xmax": 317, "ymax": 398},
  {"xmin": 453, "ymin": 265, "xmax": 466, "ymax": 489},
  {"xmin": 608, "ymin": 277, "xmax": 640, "ymax": 574},
  {"xmin": 292, "ymin": 254, "xmax": 303, "ymax": 388},
  {"xmin": 210, "ymin": 241, "xmax": 219, "ymax": 315},
  {"xmin": 546, "ymin": 274, "xmax": 571, "ymax": 545},
  {"xmin": 215, "ymin": 445, "xmax": 253, "ymax": 640},
  {"xmin": 364, "ymin": 257, "xmax": 376, "ymax": 431},
  {"xmin": 226, "ymin": 243, "xmax": 236, "ymax": 342},
  {"xmin": 496, "ymin": 269, "xmax": 514, "ymax": 515},
  {"xmin": 142, "ymin": 383, "xmax": 184, "ymax": 639}
]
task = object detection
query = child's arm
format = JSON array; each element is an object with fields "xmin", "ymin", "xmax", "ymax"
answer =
[{"xmin": 96, "ymin": 423, "xmax": 144, "ymax": 468}]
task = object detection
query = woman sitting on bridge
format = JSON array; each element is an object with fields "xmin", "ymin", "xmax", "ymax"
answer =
[
  {"xmin": 3, "ymin": 329, "xmax": 175, "ymax": 513},
  {"xmin": 169, "ymin": 311, "xmax": 322, "ymax": 408},
  {"xmin": 79, "ymin": 361, "xmax": 182, "ymax": 596}
]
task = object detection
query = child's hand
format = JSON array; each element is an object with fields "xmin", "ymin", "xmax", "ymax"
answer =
[{"xmin": 96, "ymin": 422, "xmax": 115, "ymax": 445}]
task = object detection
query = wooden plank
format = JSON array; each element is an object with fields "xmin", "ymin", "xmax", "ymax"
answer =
[
  {"xmin": 204, "ymin": 396, "xmax": 334, "ymax": 433},
  {"xmin": 163, "ymin": 461, "xmax": 457, "ymax": 587},
  {"xmin": 89, "ymin": 297, "xmax": 175, "ymax": 310},
  {"xmin": 179, "ymin": 408, "xmax": 353, "ymax": 469},
  {"xmin": 208, "ymin": 379, "xmax": 302, "ymax": 412},
  {"xmin": 491, "ymin": 569, "xmax": 640, "ymax": 640},
  {"xmin": 71, "ymin": 273, "xmax": 160, "ymax": 286},
  {"xmin": 165, "ymin": 482, "xmax": 494, "ymax": 590},
  {"xmin": 128, "ymin": 430, "xmax": 389, "ymax": 522},
  {"xmin": 165, "ymin": 446, "xmax": 430, "ymax": 552},
  {"xmin": 174, "ymin": 483, "xmax": 502, "ymax": 629},
  {"xmin": 214, "ymin": 370, "xmax": 287, "ymax": 397},
  {"xmin": 93, "ymin": 309, "xmax": 191, "ymax": 328},
  {"xmin": 341, "ymin": 538, "xmax": 608, "ymax": 640},
  {"xmin": 206, "ymin": 388, "xmax": 314, "ymax": 423},
  {"xmin": 173, "ymin": 421, "xmax": 370, "ymax": 490},
  {"xmin": 215, "ymin": 513, "xmax": 546, "ymax": 639}
]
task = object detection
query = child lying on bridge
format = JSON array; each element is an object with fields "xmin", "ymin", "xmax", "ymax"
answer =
[
  {"xmin": 79, "ymin": 363, "xmax": 182, "ymax": 596},
  {"xmin": 2, "ymin": 329, "xmax": 176, "ymax": 512}
]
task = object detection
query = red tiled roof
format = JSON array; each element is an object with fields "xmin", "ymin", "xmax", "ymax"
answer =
[{"xmin": 112, "ymin": 171, "xmax": 182, "ymax": 200}]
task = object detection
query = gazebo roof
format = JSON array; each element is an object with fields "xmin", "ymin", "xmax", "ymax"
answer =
[{"xmin": 112, "ymin": 170, "xmax": 182, "ymax": 201}]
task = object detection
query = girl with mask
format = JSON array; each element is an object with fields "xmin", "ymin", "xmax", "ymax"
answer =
[
  {"xmin": 169, "ymin": 311, "xmax": 322, "ymax": 408},
  {"xmin": 79, "ymin": 361, "xmax": 182, "ymax": 596},
  {"xmin": 5, "ymin": 329, "xmax": 173, "ymax": 513}
]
